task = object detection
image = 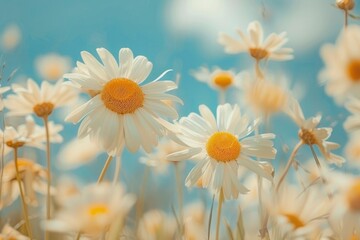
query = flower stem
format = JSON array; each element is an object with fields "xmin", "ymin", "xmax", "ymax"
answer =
[
  {"xmin": 218, "ymin": 90, "xmax": 226, "ymax": 105},
  {"xmin": 276, "ymin": 141, "xmax": 302, "ymax": 192},
  {"xmin": 216, "ymin": 189, "xmax": 224, "ymax": 240},
  {"xmin": 13, "ymin": 147, "xmax": 33, "ymax": 239},
  {"xmin": 345, "ymin": 10, "xmax": 348, "ymax": 28},
  {"xmin": 208, "ymin": 194, "xmax": 215, "ymax": 240},
  {"xmin": 43, "ymin": 116, "xmax": 51, "ymax": 240},
  {"xmin": 135, "ymin": 165, "xmax": 150, "ymax": 228},
  {"xmin": 255, "ymin": 59, "xmax": 264, "ymax": 80},
  {"xmin": 97, "ymin": 155, "xmax": 113, "ymax": 183},
  {"xmin": 174, "ymin": 163, "xmax": 184, "ymax": 234},
  {"xmin": 309, "ymin": 145, "xmax": 333, "ymax": 199}
]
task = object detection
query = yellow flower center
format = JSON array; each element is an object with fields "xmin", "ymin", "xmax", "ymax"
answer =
[
  {"xmin": 16, "ymin": 159, "xmax": 34, "ymax": 168},
  {"xmin": 347, "ymin": 59, "xmax": 360, "ymax": 82},
  {"xmin": 351, "ymin": 234, "xmax": 360, "ymax": 240},
  {"xmin": 347, "ymin": 180, "xmax": 360, "ymax": 211},
  {"xmin": 46, "ymin": 65, "xmax": 62, "ymax": 79},
  {"xmin": 298, "ymin": 129, "xmax": 317, "ymax": 145},
  {"xmin": 213, "ymin": 72, "xmax": 233, "ymax": 89},
  {"xmin": 249, "ymin": 48, "xmax": 268, "ymax": 60},
  {"xmin": 101, "ymin": 78, "xmax": 144, "ymax": 114},
  {"xmin": 206, "ymin": 132, "xmax": 241, "ymax": 162},
  {"xmin": 6, "ymin": 140, "xmax": 25, "ymax": 149},
  {"xmin": 33, "ymin": 102, "xmax": 54, "ymax": 118},
  {"xmin": 87, "ymin": 203, "xmax": 109, "ymax": 217},
  {"xmin": 247, "ymin": 81, "xmax": 287, "ymax": 114},
  {"xmin": 282, "ymin": 213, "xmax": 305, "ymax": 229}
]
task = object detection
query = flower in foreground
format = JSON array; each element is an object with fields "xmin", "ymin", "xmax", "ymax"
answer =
[
  {"xmin": 319, "ymin": 25, "xmax": 360, "ymax": 104},
  {"xmin": 218, "ymin": 21, "xmax": 293, "ymax": 61},
  {"xmin": 286, "ymin": 97, "xmax": 345, "ymax": 166},
  {"xmin": 4, "ymin": 78, "xmax": 77, "ymax": 118},
  {"xmin": 45, "ymin": 183, "xmax": 135, "ymax": 237},
  {"xmin": 65, "ymin": 48, "xmax": 182, "ymax": 155},
  {"xmin": 35, "ymin": 53, "xmax": 72, "ymax": 81},
  {"xmin": 168, "ymin": 104, "xmax": 276, "ymax": 199}
]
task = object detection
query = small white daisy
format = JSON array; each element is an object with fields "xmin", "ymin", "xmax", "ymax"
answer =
[
  {"xmin": 35, "ymin": 53, "xmax": 72, "ymax": 81},
  {"xmin": 191, "ymin": 66, "xmax": 241, "ymax": 91},
  {"xmin": 4, "ymin": 78, "xmax": 78, "ymax": 118},
  {"xmin": 65, "ymin": 48, "xmax": 182, "ymax": 155},
  {"xmin": 286, "ymin": 97, "xmax": 345, "ymax": 166},
  {"xmin": 168, "ymin": 104, "xmax": 276, "ymax": 200},
  {"xmin": 319, "ymin": 25, "xmax": 360, "ymax": 104},
  {"xmin": 45, "ymin": 183, "xmax": 135, "ymax": 237},
  {"xmin": 218, "ymin": 21, "xmax": 293, "ymax": 61}
]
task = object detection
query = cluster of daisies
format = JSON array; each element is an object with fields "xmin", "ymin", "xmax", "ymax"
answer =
[{"xmin": 1, "ymin": 1, "xmax": 360, "ymax": 240}]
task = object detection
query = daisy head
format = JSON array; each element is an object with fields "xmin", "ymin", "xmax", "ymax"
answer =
[
  {"xmin": 65, "ymin": 48, "xmax": 182, "ymax": 155},
  {"xmin": 286, "ymin": 97, "xmax": 345, "ymax": 166},
  {"xmin": 35, "ymin": 53, "xmax": 72, "ymax": 81},
  {"xmin": 4, "ymin": 78, "xmax": 78, "ymax": 118},
  {"xmin": 191, "ymin": 66, "xmax": 241, "ymax": 91},
  {"xmin": 46, "ymin": 183, "xmax": 135, "ymax": 236},
  {"xmin": 168, "ymin": 104, "xmax": 276, "ymax": 200},
  {"xmin": 336, "ymin": 0, "xmax": 355, "ymax": 11},
  {"xmin": 319, "ymin": 25, "xmax": 360, "ymax": 104},
  {"xmin": 218, "ymin": 21, "xmax": 293, "ymax": 61}
]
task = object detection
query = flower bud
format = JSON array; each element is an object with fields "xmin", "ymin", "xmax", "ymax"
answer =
[{"xmin": 336, "ymin": 0, "xmax": 355, "ymax": 11}]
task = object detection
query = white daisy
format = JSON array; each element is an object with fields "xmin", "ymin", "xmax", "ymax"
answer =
[
  {"xmin": 319, "ymin": 25, "xmax": 360, "ymax": 104},
  {"xmin": 191, "ymin": 66, "xmax": 241, "ymax": 91},
  {"xmin": 218, "ymin": 21, "xmax": 293, "ymax": 61},
  {"xmin": 168, "ymin": 104, "xmax": 276, "ymax": 200},
  {"xmin": 1, "ymin": 24, "xmax": 21, "ymax": 51},
  {"xmin": 45, "ymin": 182, "xmax": 135, "ymax": 237},
  {"xmin": 64, "ymin": 48, "xmax": 182, "ymax": 155},
  {"xmin": 344, "ymin": 97, "xmax": 360, "ymax": 132},
  {"xmin": 286, "ymin": 97, "xmax": 345, "ymax": 166},
  {"xmin": 139, "ymin": 138, "xmax": 186, "ymax": 174},
  {"xmin": 4, "ymin": 78, "xmax": 78, "ymax": 118},
  {"xmin": 35, "ymin": 53, "xmax": 72, "ymax": 81}
]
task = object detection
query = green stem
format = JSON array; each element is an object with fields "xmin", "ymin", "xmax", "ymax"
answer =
[
  {"xmin": 43, "ymin": 116, "xmax": 51, "ymax": 240},
  {"xmin": 216, "ymin": 189, "xmax": 224, "ymax": 240}
]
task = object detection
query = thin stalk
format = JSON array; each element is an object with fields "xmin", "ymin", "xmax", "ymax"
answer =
[
  {"xmin": 135, "ymin": 166, "xmax": 150, "ymax": 227},
  {"xmin": 97, "ymin": 155, "xmax": 113, "ymax": 183},
  {"xmin": 13, "ymin": 147, "xmax": 33, "ymax": 239},
  {"xmin": 174, "ymin": 163, "xmax": 184, "ymax": 235},
  {"xmin": 208, "ymin": 194, "xmax": 215, "ymax": 240},
  {"xmin": 216, "ymin": 189, "xmax": 224, "ymax": 240},
  {"xmin": 255, "ymin": 60, "xmax": 264, "ymax": 80},
  {"xmin": 112, "ymin": 155, "xmax": 122, "ymax": 185},
  {"xmin": 218, "ymin": 90, "xmax": 226, "ymax": 105},
  {"xmin": 309, "ymin": 145, "xmax": 333, "ymax": 199},
  {"xmin": 43, "ymin": 116, "xmax": 51, "ymax": 240},
  {"xmin": 345, "ymin": 10, "xmax": 349, "ymax": 27},
  {"xmin": 276, "ymin": 141, "xmax": 303, "ymax": 192},
  {"xmin": 0, "ymin": 110, "xmax": 5, "ymax": 203}
]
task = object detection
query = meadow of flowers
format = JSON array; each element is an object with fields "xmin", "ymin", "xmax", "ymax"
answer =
[{"xmin": 1, "ymin": 0, "xmax": 360, "ymax": 239}]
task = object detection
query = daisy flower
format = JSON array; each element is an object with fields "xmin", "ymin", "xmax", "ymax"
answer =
[
  {"xmin": 4, "ymin": 78, "xmax": 78, "ymax": 118},
  {"xmin": 139, "ymin": 138, "xmax": 186, "ymax": 175},
  {"xmin": 191, "ymin": 66, "xmax": 241, "ymax": 91},
  {"xmin": 137, "ymin": 210, "xmax": 177, "ymax": 240},
  {"xmin": 237, "ymin": 72, "xmax": 291, "ymax": 118},
  {"xmin": 45, "ymin": 183, "xmax": 135, "ymax": 237},
  {"xmin": 270, "ymin": 185, "xmax": 330, "ymax": 239},
  {"xmin": 168, "ymin": 104, "xmax": 276, "ymax": 200},
  {"xmin": 1, "ymin": 158, "xmax": 49, "ymax": 207},
  {"xmin": 336, "ymin": 0, "xmax": 355, "ymax": 11},
  {"xmin": 64, "ymin": 48, "xmax": 182, "ymax": 155},
  {"xmin": 344, "ymin": 97, "xmax": 360, "ymax": 132},
  {"xmin": 319, "ymin": 25, "xmax": 360, "ymax": 104},
  {"xmin": 218, "ymin": 21, "xmax": 293, "ymax": 62},
  {"xmin": 286, "ymin": 97, "xmax": 345, "ymax": 166},
  {"xmin": 35, "ymin": 53, "xmax": 72, "ymax": 81}
]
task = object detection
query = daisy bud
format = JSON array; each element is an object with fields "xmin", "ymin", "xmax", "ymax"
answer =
[{"xmin": 336, "ymin": 0, "xmax": 355, "ymax": 10}]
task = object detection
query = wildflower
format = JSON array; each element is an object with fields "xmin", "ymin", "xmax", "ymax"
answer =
[
  {"xmin": 336, "ymin": 0, "xmax": 355, "ymax": 11},
  {"xmin": 35, "ymin": 53, "xmax": 72, "ymax": 81},
  {"xmin": 137, "ymin": 210, "xmax": 177, "ymax": 240},
  {"xmin": 1, "ymin": 24, "xmax": 21, "ymax": 51},
  {"xmin": 46, "ymin": 183, "xmax": 135, "ymax": 237},
  {"xmin": 218, "ymin": 21, "xmax": 293, "ymax": 62},
  {"xmin": 270, "ymin": 184, "xmax": 330, "ymax": 239},
  {"xmin": 4, "ymin": 78, "xmax": 77, "ymax": 118},
  {"xmin": 191, "ymin": 66, "xmax": 241, "ymax": 91},
  {"xmin": 57, "ymin": 136, "xmax": 101, "ymax": 169},
  {"xmin": 286, "ymin": 97, "xmax": 345, "ymax": 166},
  {"xmin": 65, "ymin": 48, "xmax": 182, "ymax": 155},
  {"xmin": 1, "ymin": 158, "xmax": 48, "ymax": 207},
  {"xmin": 168, "ymin": 104, "xmax": 276, "ymax": 200},
  {"xmin": 140, "ymin": 138, "xmax": 186, "ymax": 174},
  {"xmin": 319, "ymin": 25, "xmax": 360, "ymax": 104}
]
